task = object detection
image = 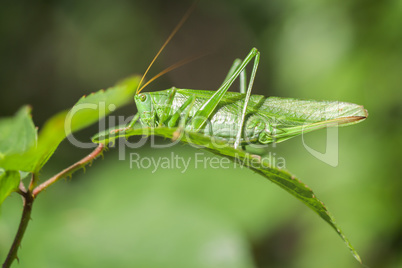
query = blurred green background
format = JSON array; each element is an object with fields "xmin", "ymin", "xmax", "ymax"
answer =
[{"xmin": 1, "ymin": 0, "xmax": 401, "ymax": 267}]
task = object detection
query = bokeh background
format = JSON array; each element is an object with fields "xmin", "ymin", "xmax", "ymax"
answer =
[{"xmin": 1, "ymin": 0, "xmax": 401, "ymax": 267}]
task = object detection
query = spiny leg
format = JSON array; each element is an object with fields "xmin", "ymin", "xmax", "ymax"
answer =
[
  {"xmin": 220, "ymin": 59, "xmax": 247, "ymax": 94},
  {"xmin": 239, "ymin": 66, "xmax": 247, "ymax": 94},
  {"xmin": 220, "ymin": 59, "xmax": 241, "ymax": 87},
  {"xmin": 234, "ymin": 50, "xmax": 260, "ymax": 149},
  {"xmin": 192, "ymin": 48, "xmax": 260, "ymax": 131}
]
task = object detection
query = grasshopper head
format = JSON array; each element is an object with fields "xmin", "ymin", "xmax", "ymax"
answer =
[{"xmin": 134, "ymin": 93, "xmax": 156, "ymax": 127}]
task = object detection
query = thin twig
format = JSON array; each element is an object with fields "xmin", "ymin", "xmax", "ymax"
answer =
[
  {"xmin": 33, "ymin": 143, "xmax": 105, "ymax": 197},
  {"xmin": 2, "ymin": 191, "xmax": 33, "ymax": 268},
  {"xmin": 16, "ymin": 182, "xmax": 26, "ymax": 196},
  {"xmin": 28, "ymin": 173, "xmax": 38, "ymax": 192},
  {"xmin": 2, "ymin": 143, "xmax": 105, "ymax": 268}
]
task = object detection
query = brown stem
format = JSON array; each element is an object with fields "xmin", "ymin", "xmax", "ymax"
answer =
[
  {"xmin": 2, "ymin": 143, "xmax": 105, "ymax": 267},
  {"xmin": 2, "ymin": 191, "xmax": 33, "ymax": 268},
  {"xmin": 33, "ymin": 143, "xmax": 105, "ymax": 197},
  {"xmin": 16, "ymin": 182, "xmax": 26, "ymax": 196}
]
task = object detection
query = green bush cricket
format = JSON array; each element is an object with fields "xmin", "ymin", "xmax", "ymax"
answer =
[
  {"xmin": 129, "ymin": 48, "xmax": 367, "ymax": 150},
  {"xmin": 121, "ymin": 3, "xmax": 367, "ymax": 151}
]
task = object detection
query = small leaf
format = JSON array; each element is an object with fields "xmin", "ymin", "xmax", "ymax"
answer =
[
  {"xmin": 0, "ymin": 169, "xmax": 20, "ymax": 206},
  {"xmin": 0, "ymin": 106, "xmax": 37, "ymax": 156},
  {"xmin": 92, "ymin": 125, "xmax": 362, "ymax": 262},
  {"xmin": 0, "ymin": 106, "xmax": 37, "ymax": 171},
  {"xmin": 0, "ymin": 76, "xmax": 140, "ymax": 172}
]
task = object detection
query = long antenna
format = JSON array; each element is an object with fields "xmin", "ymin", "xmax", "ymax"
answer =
[
  {"xmin": 137, "ymin": 52, "xmax": 208, "ymax": 93},
  {"xmin": 136, "ymin": 1, "xmax": 198, "ymax": 94}
]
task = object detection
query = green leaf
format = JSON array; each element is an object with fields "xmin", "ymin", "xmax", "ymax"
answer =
[
  {"xmin": 0, "ymin": 76, "xmax": 140, "ymax": 173},
  {"xmin": 92, "ymin": 125, "xmax": 362, "ymax": 263},
  {"xmin": 0, "ymin": 169, "xmax": 20, "ymax": 206},
  {"xmin": 0, "ymin": 106, "xmax": 37, "ymax": 171}
]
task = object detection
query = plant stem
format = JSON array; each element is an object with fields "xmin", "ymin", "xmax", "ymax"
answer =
[
  {"xmin": 2, "ymin": 143, "xmax": 105, "ymax": 268},
  {"xmin": 32, "ymin": 143, "xmax": 104, "ymax": 197},
  {"xmin": 28, "ymin": 173, "xmax": 38, "ymax": 192},
  {"xmin": 2, "ymin": 191, "xmax": 33, "ymax": 268}
]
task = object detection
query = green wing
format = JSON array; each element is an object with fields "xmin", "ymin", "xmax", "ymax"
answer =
[
  {"xmin": 256, "ymin": 97, "xmax": 368, "ymax": 143},
  {"xmin": 177, "ymin": 89, "xmax": 367, "ymax": 143}
]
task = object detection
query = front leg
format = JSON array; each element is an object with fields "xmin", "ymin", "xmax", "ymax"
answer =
[
  {"xmin": 159, "ymin": 87, "xmax": 177, "ymax": 125},
  {"xmin": 127, "ymin": 113, "xmax": 140, "ymax": 128},
  {"xmin": 172, "ymin": 95, "xmax": 196, "ymax": 140},
  {"xmin": 167, "ymin": 95, "xmax": 196, "ymax": 128}
]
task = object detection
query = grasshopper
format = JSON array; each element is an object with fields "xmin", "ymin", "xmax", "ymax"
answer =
[
  {"xmin": 128, "ymin": 47, "xmax": 367, "ymax": 149},
  {"xmin": 125, "ymin": 7, "xmax": 367, "ymax": 150}
]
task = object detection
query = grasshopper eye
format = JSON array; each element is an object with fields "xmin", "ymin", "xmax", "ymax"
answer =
[{"xmin": 139, "ymin": 94, "xmax": 147, "ymax": 102}]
